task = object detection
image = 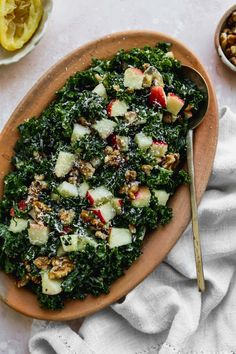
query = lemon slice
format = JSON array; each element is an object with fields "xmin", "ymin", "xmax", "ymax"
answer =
[{"xmin": 0, "ymin": 0, "xmax": 43, "ymax": 51}]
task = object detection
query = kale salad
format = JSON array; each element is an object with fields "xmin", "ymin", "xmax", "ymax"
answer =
[{"xmin": 0, "ymin": 43, "xmax": 204, "ymax": 310}]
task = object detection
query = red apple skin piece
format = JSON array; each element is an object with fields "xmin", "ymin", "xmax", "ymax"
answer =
[
  {"xmin": 106, "ymin": 99, "xmax": 128, "ymax": 117},
  {"xmin": 107, "ymin": 133, "xmax": 117, "ymax": 147},
  {"xmin": 18, "ymin": 200, "xmax": 27, "ymax": 210},
  {"xmin": 149, "ymin": 86, "xmax": 167, "ymax": 108},
  {"xmin": 131, "ymin": 68, "xmax": 143, "ymax": 75},
  {"xmin": 10, "ymin": 208, "xmax": 15, "ymax": 217},
  {"xmin": 118, "ymin": 199, "xmax": 123, "ymax": 206},
  {"xmin": 112, "ymin": 198, "xmax": 123, "ymax": 213},
  {"xmin": 107, "ymin": 100, "xmax": 115, "ymax": 117},
  {"xmin": 92, "ymin": 209, "xmax": 106, "ymax": 224},
  {"xmin": 86, "ymin": 191, "xmax": 94, "ymax": 205},
  {"xmin": 153, "ymin": 139, "xmax": 167, "ymax": 146}
]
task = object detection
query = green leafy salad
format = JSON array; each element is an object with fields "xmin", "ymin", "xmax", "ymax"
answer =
[{"xmin": 0, "ymin": 43, "xmax": 204, "ymax": 309}]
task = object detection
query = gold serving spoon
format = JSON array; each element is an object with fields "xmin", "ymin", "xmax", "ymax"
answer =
[{"xmin": 182, "ymin": 65, "xmax": 209, "ymax": 292}]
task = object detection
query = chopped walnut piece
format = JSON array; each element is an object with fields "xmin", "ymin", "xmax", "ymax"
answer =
[
  {"xmin": 126, "ymin": 87, "xmax": 135, "ymax": 94},
  {"xmin": 34, "ymin": 256, "xmax": 51, "ymax": 270},
  {"xmin": 33, "ymin": 201, "xmax": 51, "ymax": 213},
  {"xmin": 78, "ymin": 160, "xmax": 95, "ymax": 179},
  {"xmin": 129, "ymin": 224, "xmax": 137, "ymax": 234},
  {"xmin": 120, "ymin": 181, "xmax": 139, "ymax": 199},
  {"xmin": 30, "ymin": 201, "xmax": 51, "ymax": 223},
  {"xmin": 94, "ymin": 73, "xmax": 103, "ymax": 81},
  {"xmin": 104, "ymin": 146, "xmax": 113, "ymax": 154},
  {"xmin": 125, "ymin": 170, "xmax": 137, "ymax": 182},
  {"xmin": 58, "ymin": 208, "xmax": 75, "ymax": 225},
  {"xmin": 113, "ymin": 84, "xmax": 120, "ymax": 92},
  {"xmin": 68, "ymin": 167, "xmax": 80, "ymax": 185},
  {"xmin": 34, "ymin": 174, "xmax": 45, "ymax": 181},
  {"xmin": 142, "ymin": 63, "xmax": 150, "ymax": 70},
  {"xmin": 49, "ymin": 256, "xmax": 75, "ymax": 280},
  {"xmin": 26, "ymin": 180, "xmax": 48, "ymax": 204},
  {"xmin": 141, "ymin": 164, "xmax": 153, "ymax": 175},
  {"xmin": 162, "ymin": 153, "xmax": 180, "ymax": 170},
  {"xmin": 78, "ymin": 117, "xmax": 91, "ymax": 126},
  {"xmin": 163, "ymin": 112, "xmax": 179, "ymax": 124},
  {"xmin": 128, "ymin": 182, "xmax": 139, "ymax": 200},
  {"xmin": 119, "ymin": 184, "xmax": 129, "ymax": 195},
  {"xmin": 80, "ymin": 210, "xmax": 106, "ymax": 230},
  {"xmin": 30, "ymin": 276, "xmax": 41, "ymax": 284},
  {"xmin": 80, "ymin": 209, "xmax": 92, "ymax": 223},
  {"xmin": 33, "ymin": 151, "xmax": 43, "ymax": 162},
  {"xmin": 95, "ymin": 231, "xmax": 108, "ymax": 240},
  {"xmin": 16, "ymin": 275, "xmax": 30, "ymax": 288},
  {"xmin": 90, "ymin": 218, "xmax": 105, "ymax": 230},
  {"xmin": 104, "ymin": 148, "xmax": 124, "ymax": 167},
  {"xmin": 124, "ymin": 111, "xmax": 138, "ymax": 124}
]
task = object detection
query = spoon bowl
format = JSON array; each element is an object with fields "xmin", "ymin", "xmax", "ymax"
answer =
[{"xmin": 182, "ymin": 65, "xmax": 209, "ymax": 129}]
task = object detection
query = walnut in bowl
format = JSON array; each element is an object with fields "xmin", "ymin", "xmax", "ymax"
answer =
[{"xmin": 215, "ymin": 5, "xmax": 236, "ymax": 72}]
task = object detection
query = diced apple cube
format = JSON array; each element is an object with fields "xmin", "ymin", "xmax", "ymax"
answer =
[
  {"xmin": 154, "ymin": 189, "xmax": 170, "ymax": 205},
  {"xmin": 78, "ymin": 181, "xmax": 90, "ymax": 198},
  {"xmin": 86, "ymin": 186, "xmax": 113, "ymax": 206},
  {"xmin": 92, "ymin": 83, "xmax": 108, "ymax": 99},
  {"xmin": 56, "ymin": 245, "xmax": 66, "ymax": 257},
  {"xmin": 117, "ymin": 136, "xmax": 130, "ymax": 151},
  {"xmin": 184, "ymin": 111, "xmax": 193, "ymax": 119},
  {"xmin": 51, "ymin": 193, "xmax": 60, "ymax": 202},
  {"xmin": 77, "ymin": 235, "xmax": 98, "ymax": 251},
  {"xmin": 91, "ymin": 202, "xmax": 116, "ymax": 224},
  {"xmin": 8, "ymin": 218, "xmax": 28, "ymax": 233},
  {"xmin": 28, "ymin": 223, "xmax": 49, "ymax": 246},
  {"xmin": 54, "ymin": 151, "xmax": 75, "ymax": 178},
  {"xmin": 131, "ymin": 186, "xmax": 151, "ymax": 208},
  {"xmin": 60, "ymin": 234, "xmax": 79, "ymax": 252},
  {"xmin": 92, "ymin": 118, "xmax": 117, "ymax": 139},
  {"xmin": 166, "ymin": 93, "xmax": 185, "ymax": 115},
  {"xmin": 184, "ymin": 104, "xmax": 193, "ymax": 119},
  {"xmin": 150, "ymin": 139, "xmax": 168, "ymax": 158},
  {"xmin": 124, "ymin": 67, "xmax": 144, "ymax": 89},
  {"xmin": 143, "ymin": 66, "xmax": 164, "ymax": 87},
  {"xmin": 134, "ymin": 132, "xmax": 152, "ymax": 150},
  {"xmin": 164, "ymin": 51, "xmax": 175, "ymax": 59},
  {"xmin": 149, "ymin": 86, "xmax": 167, "ymax": 107},
  {"xmin": 107, "ymin": 99, "xmax": 128, "ymax": 117},
  {"xmin": 91, "ymin": 157, "xmax": 102, "ymax": 168},
  {"xmin": 41, "ymin": 271, "xmax": 62, "ymax": 295},
  {"xmin": 109, "ymin": 228, "xmax": 132, "ymax": 248},
  {"xmin": 71, "ymin": 124, "xmax": 90, "ymax": 143},
  {"xmin": 57, "ymin": 181, "xmax": 79, "ymax": 198},
  {"xmin": 111, "ymin": 198, "xmax": 123, "ymax": 214}
]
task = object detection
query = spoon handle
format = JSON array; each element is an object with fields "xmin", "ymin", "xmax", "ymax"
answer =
[{"xmin": 186, "ymin": 129, "xmax": 205, "ymax": 292}]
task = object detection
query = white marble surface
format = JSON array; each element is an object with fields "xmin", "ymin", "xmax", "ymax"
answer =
[{"xmin": 0, "ymin": 0, "xmax": 235, "ymax": 353}]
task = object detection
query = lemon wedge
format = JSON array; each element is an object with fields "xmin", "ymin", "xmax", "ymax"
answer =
[{"xmin": 0, "ymin": 0, "xmax": 43, "ymax": 51}]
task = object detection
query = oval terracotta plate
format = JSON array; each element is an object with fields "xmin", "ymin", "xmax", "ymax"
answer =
[{"xmin": 0, "ymin": 31, "xmax": 218, "ymax": 320}]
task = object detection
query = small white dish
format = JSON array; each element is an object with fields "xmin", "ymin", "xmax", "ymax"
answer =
[
  {"xmin": 0, "ymin": 0, "xmax": 53, "ymax": 66},
  {"xmin": 215, "ymin": 4, "xmax": 236, "ymax": 73}
]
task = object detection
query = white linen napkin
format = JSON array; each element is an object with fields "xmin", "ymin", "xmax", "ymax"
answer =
[{"xmin": 29, "ymin": 107, "xmax": 236, "ymax": 354}]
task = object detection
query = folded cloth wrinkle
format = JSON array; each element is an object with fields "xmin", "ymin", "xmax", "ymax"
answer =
[{"xmin": 29, "ymin": 107, "xmax": 236, "ymax": 354}]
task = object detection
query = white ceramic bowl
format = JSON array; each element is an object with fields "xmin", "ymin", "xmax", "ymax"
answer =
[
  {"xmin": 215, "ymin": 4, "xmax": 236, "ymax": 73},
  {"xmin": 0, "ymin": 0, "xmax": 53, "ymax": 66}
]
